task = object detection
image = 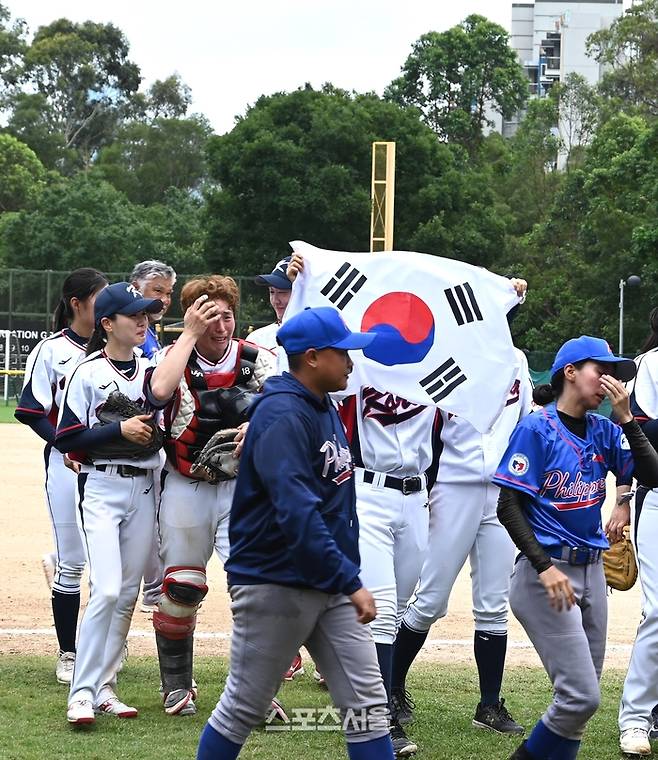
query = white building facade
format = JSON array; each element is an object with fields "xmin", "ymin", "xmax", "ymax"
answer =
[{"xmin": 500, "ymin": 0, "xmax": 624, "ymax": 144}]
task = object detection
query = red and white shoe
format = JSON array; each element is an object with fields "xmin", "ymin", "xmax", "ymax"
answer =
[
  {"xmin": 267, "ymin": 696, "xmax": 289, "ymax": 723},
  {"xmin": 67, "ymin": 699, "xmax": 95, "ymax": 726},
  {"xmin": 284, "ymin": 653, "xmax": 305, "ymax": 681},
  {"xmin": 95, "ymin": 688, "xmax": 138, "ymax": 718}
]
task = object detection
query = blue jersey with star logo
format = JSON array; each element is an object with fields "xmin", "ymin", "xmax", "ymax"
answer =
[{"xmin": 492, "ymin": 403, "xmax": 634, "ymax": 550}]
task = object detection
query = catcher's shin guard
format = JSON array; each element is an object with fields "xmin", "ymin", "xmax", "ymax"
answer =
[
  {"xmin": 154, "ymin": 566, "xmax": 207, "ymax": 695},
  {"xmin": 155, "ymin": 622, "xmax": 195, "ymax": 694}
]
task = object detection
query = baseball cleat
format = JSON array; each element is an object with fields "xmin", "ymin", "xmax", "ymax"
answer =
[
  {"xmin": 390, "ymin": 720, "xmax": 417, "ymax": 756},
  {"xmin": 267, "ymin": 697, "xmax": 289, "ymax": 723},
  {"xmin": 620, "ymin": 727, "xmax": 651, "ymax": 756},
  {"xmin": 390, "ymin": 687, "xmax": 415, "ymax": 725},
  {"xmin": 284, "ymin": 653, "xmax": 304, "ymax": 681},
  {"xmin": 164, "ymin": 688, "xmax": 197, "ymax": 716},
  {"xmin": 67, "ymin": 699, "xmax": 95, "ymax": 725},
  {"xmin": 159, "ymin": 679, "xmax": 198, "ymax": 700},
  {"xmin": 42, "ymin": 552, "xmax": 56, "ymax": 591},
  {"xmin": 313, "ymin": 669, "xmax": 327, "ymax": 688},
  {"xmin": 56, "ymin": 650, "xmax": 76, "ymax": 684},
  {"xmin": 95, "ymin": 695, "xmax": 138, "ymax": 718},
  {"xmin": 473, "ymin": 698, "xmax": 524, "ymax": 735}
]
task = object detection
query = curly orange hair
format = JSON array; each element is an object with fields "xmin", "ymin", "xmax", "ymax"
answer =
[{"xmin": 180, "ymin": 275, "xmax": 240, "ymax": 312}]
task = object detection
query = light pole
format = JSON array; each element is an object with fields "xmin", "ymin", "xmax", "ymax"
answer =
[{"xmin": 619, "ymin": 275, "xmax": 641, "ymax": 355}]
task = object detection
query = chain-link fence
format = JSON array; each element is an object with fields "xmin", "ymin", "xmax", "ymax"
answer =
[
  {"xmin": 0, "ymin": 269, "xmax": 623, "ymax": 417},
  {"xmin": 0, "ymin": 269, "xmax": 275, "ymax": 358}
]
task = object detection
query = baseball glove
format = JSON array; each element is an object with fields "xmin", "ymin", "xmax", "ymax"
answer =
[
  {"xmin": 88, "ymin": 390, "xmax": 164, "ymax": 461},
  {"xmin": 603, "ymin": 526, "xmax": 638, "ymax": 591},
  {"xmin": 190, "ymin": 428, "xmax": 240, "ymax": 484}
]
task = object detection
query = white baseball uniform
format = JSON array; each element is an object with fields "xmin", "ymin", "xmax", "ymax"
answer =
[
  {"xmin": 339, "ymin": 386, "xmax": 435, "ymax": 644},
  {"xmin": 403, "ymin": 349, "xmax": 533, "ymax": 634},
  {"xmin": 56, "ymin": 350, "xmax": 159, "ymax": 708},
  {"xmin": 16, "ymin": 329, "xmax": 88, "ymax": 596},
  {"xmin": 619, "ymin": 348, "xmax": 658, "ymax": 732},
  {"xmin": 246, "ymin": 321, "xmax": 279, "ymax": 352}
]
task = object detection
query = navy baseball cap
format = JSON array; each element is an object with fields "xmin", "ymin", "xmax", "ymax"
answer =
[
  {"xmin": 550, "ymin": 335, "xmax": 636, "ymax": 382},
  {"xmin": 277, "ymin": 307, "xmax": 375, "ymax": 355},
  {"xmin": 94, "ymin": 282, "xmax": 164, "ymax": 326},
  {"xmin": 254, "ymin": 257, "xmax": 292, "ymax": 290}
]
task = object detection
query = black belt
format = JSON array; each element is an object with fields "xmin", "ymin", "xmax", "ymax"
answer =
[
  {"xmin": 549, "ymin": 546, "xmax": 603, "ymax": 566},
  {"xmin": 95, "ymin": 464, "xmax": 148, "ymax": 478},
  {"xmin": 362, "ymin": 470, "xmax": 424, "ymax": 495}
]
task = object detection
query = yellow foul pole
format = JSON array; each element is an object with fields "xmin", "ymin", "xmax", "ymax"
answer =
[{"xmin": 370, "ymin": 141, "xmax": 396, "ymax": 252}]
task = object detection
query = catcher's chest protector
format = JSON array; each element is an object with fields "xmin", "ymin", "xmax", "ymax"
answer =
[{"xmin": 165, "ymin": 341, "xmax": 258, "ymax": 479}]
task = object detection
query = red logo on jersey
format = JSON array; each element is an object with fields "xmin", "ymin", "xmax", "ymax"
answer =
[
  {"xmin": 505, "ymin": 379, "xmax": 521, "ymax": 407},
  {"xmin": 362, "ymin": 387, "xmax": 425, "ymax": 427}
]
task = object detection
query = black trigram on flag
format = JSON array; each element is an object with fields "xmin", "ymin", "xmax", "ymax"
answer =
[
  {"xmin": 420, "ymin": 358, "xmax": 467, "ymax": 403},
  {"xmin": 320, "ymin": 263, "xmax": 367, "ymax": 310},
  {"xmin": 444, "ymin": 282, "xmax": 483, "ymax": 325}
]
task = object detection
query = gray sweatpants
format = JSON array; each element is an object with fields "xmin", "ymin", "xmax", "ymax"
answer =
[
  {"xmin": 209, "ymin": 584, "xmax": 390, "ymax": 745},
  {"xmin": 510, "ymin": 556, "xmax": 607, "ymax": 740}
]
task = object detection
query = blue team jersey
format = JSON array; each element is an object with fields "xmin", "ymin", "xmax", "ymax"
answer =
[
  {"xmin": 139, "ymin": 326, "xmax": 161, "ymax": 359},
  {"xmin": 492, "ymin": 403, "xmax": 634, "ymax": 551}
]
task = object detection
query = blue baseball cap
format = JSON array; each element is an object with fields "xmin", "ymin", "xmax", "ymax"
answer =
[
  {"xmin": 277, "ymin": 307, "xmax": 375, "ymax": 355},
  {"xmin": 94, "ymin": 282, "xmax": 164, "ymax": 326},
  {"xmin": 550, "ymin": 335, "xmax": 636, "ymax": 382},
  {"xmin": 254, "ymin": 257, "xmax": 292, "ymax": 290}
]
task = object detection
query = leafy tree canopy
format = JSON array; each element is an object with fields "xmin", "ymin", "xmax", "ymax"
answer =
[{"xmin": 384, "ymin": 15, "xmax": 528, "ymax": 150}]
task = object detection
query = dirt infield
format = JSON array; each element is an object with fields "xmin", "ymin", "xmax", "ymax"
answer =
[{"xmin": 0, "ymin": 423, "xmax": 643, "ymax": 670}]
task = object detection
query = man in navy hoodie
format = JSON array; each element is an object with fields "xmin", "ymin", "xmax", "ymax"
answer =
[{"xmin": 197, "ymin": 306, "xmax": 394, "ymax": 760}]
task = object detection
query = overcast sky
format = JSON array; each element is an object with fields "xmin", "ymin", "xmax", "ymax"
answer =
[{"xmin": 7, "ymin": 1, "xmax": 630, "ymax": 135}]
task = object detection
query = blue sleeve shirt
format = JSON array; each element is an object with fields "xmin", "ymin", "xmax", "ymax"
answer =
[
  {"xmin": 225, "ymin": 372, "xmax": 362, "ymax": 597},
  {"xmin": 492, "ymin": 403, "xmax": 634, "ymax": 551}
]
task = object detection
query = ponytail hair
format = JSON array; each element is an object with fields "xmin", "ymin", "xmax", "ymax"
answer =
[
  {"xmin": 53, "ymin": 268, "xmax": 108, "ymax": 331},
  {"xmin": 532, "ymin": 359, "xmax": 589, "ymax": 407},
  {"xmin": 86, "ymin": 322, "xmax": 110, "ymax": 356},
  {"xmin": 532, "ymin": 383, "xmax": 557, "ymax": 406},
  {"xmin": 639, "ymin": 307, "xmax": 658, "ymax": 354}
]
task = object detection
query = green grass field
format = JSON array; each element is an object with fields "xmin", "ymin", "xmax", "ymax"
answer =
[
  {"xmin": 0, "ymin": 400, "xmax": 17, "ymax": 423},
  {"xmin": 0, "ymin": 657, "xmax": 632, "ymax": 759}
]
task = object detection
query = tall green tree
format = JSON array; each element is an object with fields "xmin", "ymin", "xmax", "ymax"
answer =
[
  {"xmin": 11, "ymin": 19, "xmax": 141, "ymax": 170},
  {"xmin": 509, "ymin": 113, "xmax": 657, "ymax": 354},
  {"xmin": 552, "ymin": 73, "xmax": 600, "ymax": 168},
  {"xmin": 1, "ymin": 175, "xmax": 205, "ymax": 272},
  {"xmin": 0, "ymin": 133, "xmax": 46, "ymax": 212},
  {"xmin": 587, "ymin": 0, "xmax": 658, "ymax": 117},
  {"xmin": 95, "ymin": 115, "xmax": 212, "ymax": 205},
  {"xmin": 384, "ymin": 15, "xmax": 528, "ymax": 150},
  {"xmin": 0, "ymin": 2, "xmax": 26, "ymax": 94},
  {"xmin": 204, "ymin": 84, "xmax": 509, "ymax": 275},
  {"xmin": 501, "ymin": 98, "xmax": 563, "ymax": 235}
]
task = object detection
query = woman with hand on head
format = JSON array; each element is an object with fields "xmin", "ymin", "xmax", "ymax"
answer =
[
  {"xmin": 492, "ymin": 336, "xmax": 658, "ymax": 760},
  {"xmin": 15, "ymin": 268, "xmax": 108, "ymax": 686},
  {"xmin": 146, "ymin": 276, "xmax": 277, "ymax": 718},
  {"xmin": 55, "ymin": 282, "xmax": 166, "ymax": 726}
]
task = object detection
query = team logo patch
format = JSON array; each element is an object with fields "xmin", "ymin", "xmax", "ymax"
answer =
[
  {"xmin": 620, "ymin": 434, "xmax": 630, "ymax": 451},
  {"xmin": 509, "ymin": 453, "xmax": 530, "ymax": 476}
]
